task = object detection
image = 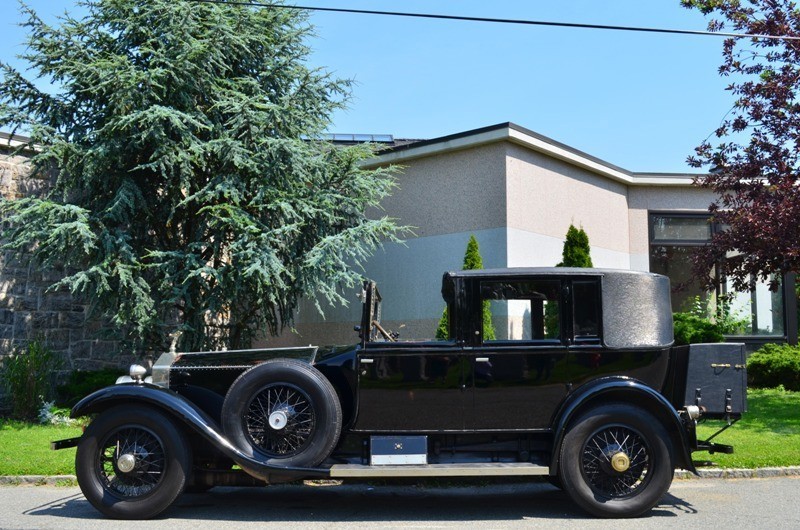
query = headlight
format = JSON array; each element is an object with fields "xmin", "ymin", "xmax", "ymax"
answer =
[{"xmin": 129, "ymin": 364, "xmax": 147, "ymax": 382}]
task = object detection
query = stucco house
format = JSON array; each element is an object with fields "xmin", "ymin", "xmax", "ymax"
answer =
[{"xmin": 266, "ymin": 122, "xmax": 797, "ymax": 350}]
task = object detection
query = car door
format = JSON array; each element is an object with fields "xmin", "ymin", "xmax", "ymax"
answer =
[
  {"xmin": 466, "ymin": 278, "xmax": 570, "ymax": 430},
  {"xmin": 353, "ymin": 341, "xmax": 466, "ymax": 432}
]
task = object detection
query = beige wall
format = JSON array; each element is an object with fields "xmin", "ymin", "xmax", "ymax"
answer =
[
  {"xmin": 378, "ymin": 143, "xmax": 508, "ymax": 237},
  {"xmin": 506, "ymin": 144, "xmax": 630, "ymax": 255},
  {"xmin": 504, "ymin": 143, "xmax": 632, "ymax": 269}
]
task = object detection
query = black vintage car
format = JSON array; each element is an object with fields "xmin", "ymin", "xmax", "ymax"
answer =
[{"xmin": 53, "ymin": 268, "xmax": 747, "ymax": 519}]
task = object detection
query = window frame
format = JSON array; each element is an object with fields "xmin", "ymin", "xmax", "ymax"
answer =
[
  {"xmin": 571, "ymin": 279, "xmax": 603, "ymax": 346},
  {"xmin": 648, "ymin": 211, "xmax": 796, "ymax": 343},
  {"xmin": 473, "ymin": 276, "xmax": 605, "ymax": 347},
  {"xmin": 477, "ymin": 278, "xmax": 563, "ymax": 345}
]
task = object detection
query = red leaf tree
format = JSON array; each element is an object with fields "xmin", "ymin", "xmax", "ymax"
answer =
[{"xmin": 682, "ymin": 0, "xmax": 800, "ymax": 291}]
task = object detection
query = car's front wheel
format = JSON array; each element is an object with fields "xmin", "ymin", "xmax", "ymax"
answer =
[
  {"xmin": 75, "ymin": 405, "xmax": 190, "ymax": 519},
  {"xmin": 558, "ymin": 403, "xmax": 674, "ymax": 518}
]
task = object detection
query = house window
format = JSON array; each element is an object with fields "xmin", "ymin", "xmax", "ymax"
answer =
[
  {"xmin": 480, "ymin": 280, "xmax": 561, "ymax": 341},
  {"xmin": 648, "ymin": 213, "xmax": 785, "ymax": 337}
]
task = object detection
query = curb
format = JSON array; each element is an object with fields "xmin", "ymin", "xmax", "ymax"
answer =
[
  {"xmin": 0, "ymin": 475, "xmax": 77, "ymax": 486},
  {"xmin": 2, "ymin": 468, "xmax": 800, "ymax": 486},
  {"xmin": 674, "ymin": 466, "xmax": 800, "ymax": 479}
]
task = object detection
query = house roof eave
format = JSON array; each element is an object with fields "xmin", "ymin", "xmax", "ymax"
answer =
[{"xmin": 363, "ymin": 122, "xmax": 699, "ymax": 187}]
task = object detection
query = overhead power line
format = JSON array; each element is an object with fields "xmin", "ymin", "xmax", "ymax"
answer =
[{"xmin": 186, "ymin": 0, "xmax": 800, "ymax": 41}]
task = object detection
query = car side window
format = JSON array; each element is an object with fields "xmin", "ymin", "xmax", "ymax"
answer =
[
  {"xmin": 480, "ymin": 280, "xmax": 561, "ymax": 341},
  {"xmin": 572, "ymin": 280, "xmax": 601, "ymax": 342}
]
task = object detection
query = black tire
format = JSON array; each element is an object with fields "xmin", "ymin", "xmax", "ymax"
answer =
[
  {"xmin": 558, "ymin": 403, "xmax": 674, "ymax": 518},
  {"xmin": 221, "ymin": 359, "xmax": 342, "ymax": 468},
  {"xmin": 75, "ymin": 405, "xmax": 191, "ymax": 520},
  {"xmin": 546, "ymin": 475, "xmax": 563, "ymax": 490}
]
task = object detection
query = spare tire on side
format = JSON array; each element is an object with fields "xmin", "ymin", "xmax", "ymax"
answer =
[{"xmin": 221, "ymin": 359, "xmax": 342, "ymax": 468}]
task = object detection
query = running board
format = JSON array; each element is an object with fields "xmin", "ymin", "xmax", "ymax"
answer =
[{"xmin": 329, "ymin": 462, "xmax": 549, "ymax": 478}]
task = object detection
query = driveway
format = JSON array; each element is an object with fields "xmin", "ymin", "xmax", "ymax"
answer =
[{"xmin": 2, "ymin": 477, "xmax": 799, "ymax": 529}]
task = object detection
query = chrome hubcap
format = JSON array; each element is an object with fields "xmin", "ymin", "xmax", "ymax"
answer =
[
  {"xmin": 268, "ymin": 410, "xmax": 288, "ymax": 430},
  {"xmin": 116, "ymin": 453, "xmax": 137, "ymax": 473}
]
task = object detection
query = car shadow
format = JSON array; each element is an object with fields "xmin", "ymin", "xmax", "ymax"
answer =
[{"xmin": 24, "ymin": 481, "xmax": 696, "ymax": 523}]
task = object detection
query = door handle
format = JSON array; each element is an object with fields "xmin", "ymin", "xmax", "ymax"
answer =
[
  {"xmin": 360, "ymin": 358, "xmax": 374, "ymax": 364},
  {"xmin": 475, "ymin": 357, "xmax": 490, "ymax": 363}
]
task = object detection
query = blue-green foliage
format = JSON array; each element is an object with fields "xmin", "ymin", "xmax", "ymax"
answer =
[{"xmin": 0, "ymin": 1, "xmax": 405, "ymax": 350}]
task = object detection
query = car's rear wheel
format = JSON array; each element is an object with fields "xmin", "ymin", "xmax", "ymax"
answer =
[
  {"xmin": 221, "ymin": 359, "xmax": 342, "ymax": 468},
  {"xmin": 558, "ymin": 403, "xmax": 674, "ymax": 518},
  {"xmin": 76, "ymin": 405, "xmax": 190, "ymax": 519}
]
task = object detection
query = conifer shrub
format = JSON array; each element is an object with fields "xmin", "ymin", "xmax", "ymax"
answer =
[{"xmin": 557, "ymin": 225, "xmax": 593, "ymax": 268}]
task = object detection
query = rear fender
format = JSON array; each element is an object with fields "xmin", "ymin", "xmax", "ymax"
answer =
[
  {"xmin": 71, "ymin": 383, "xmax": 330, "ymax": 483},
  {"xmin": 550, "ymin": 377, "xmax": 696, "ymax": 475}
]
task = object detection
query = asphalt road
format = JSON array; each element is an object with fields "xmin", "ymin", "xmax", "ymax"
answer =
[{"xmin": 1, "ymin": 477, "xmax": 799, "ymax": 529}]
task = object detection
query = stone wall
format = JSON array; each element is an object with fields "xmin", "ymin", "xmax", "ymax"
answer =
[{"xmin": 0, "ymin": 136, "xmax": 130, "ymax": 378}]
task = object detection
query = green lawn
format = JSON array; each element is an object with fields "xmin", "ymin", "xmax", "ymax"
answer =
[
  {"xmin": 0, "ymin": 388, "xmax": 798, "ymax": 477},
  {"xmin": 0, "ymin": 422, "xmax": 82, "ymax": 475},
  {"xmin": 695, "ymin": 387, "xmax": 800, "ymax": 468}
]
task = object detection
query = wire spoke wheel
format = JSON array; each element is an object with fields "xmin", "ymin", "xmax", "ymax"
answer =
[
  {"xmin": 97, "ymin": 426, "xmax": 166, "ymax": 498},
  {"xmin": 559, "ymin": 404, "xmax": 674, "ymax": 518},
  {"xmin": 581, "ymin": 425, "xmax": 650, "ymax": 498},
  {"xmin": 76, "ymin": 405, "xmax": 190, "ymax": 519},
  {"xmin": 244, "ymin": 383, "xmax": 316, "ymax": 458},
  {"xmin": 222, "ymin": 360, "xmax": 342, "ymax": 468}
]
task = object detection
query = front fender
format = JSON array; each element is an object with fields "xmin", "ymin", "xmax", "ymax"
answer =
[
  {"xmin": 550, "ymin": 377, "xmax": 696, "ymax": 475},
  {"xmin": 72, "ymin": 383, "xmax": 330, "ymax": 483}
]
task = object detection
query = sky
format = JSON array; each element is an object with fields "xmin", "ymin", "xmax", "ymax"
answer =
[{"xmin": 0, "ymin": 1, "xmax": 736, "ymax": 173}]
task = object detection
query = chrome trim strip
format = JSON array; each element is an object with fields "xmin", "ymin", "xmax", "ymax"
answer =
[{"xmin": 329, "ymin": 462, "xmax": 549, "ymax": 478}]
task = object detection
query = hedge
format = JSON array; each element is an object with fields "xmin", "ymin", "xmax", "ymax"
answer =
[{"xmin": 747, "ymin": 343, "xmax": 800, "ymax": 391}]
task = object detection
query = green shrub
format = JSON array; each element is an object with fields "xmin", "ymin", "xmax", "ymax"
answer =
[
  {"xmin": 0, "ymin": 340, "xmax": 60, "ymax": 420},
  {"xmin": 682, "ymin": 294, "xmax": 750, "ymax": 335},
  {"xmin": 56, "ymin": 368, "xmax": 122, "ymax": 407},
  {"xmin": 747, "ymin": 343, "xmax": 800, "ymax": 391},
  {"xmin": 557, "ymin": 224, "xmax": 593, "ymax": 268},
  {"xmin": 673, "ymin": 312, "xmax": 724, "ymax": 345}
]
